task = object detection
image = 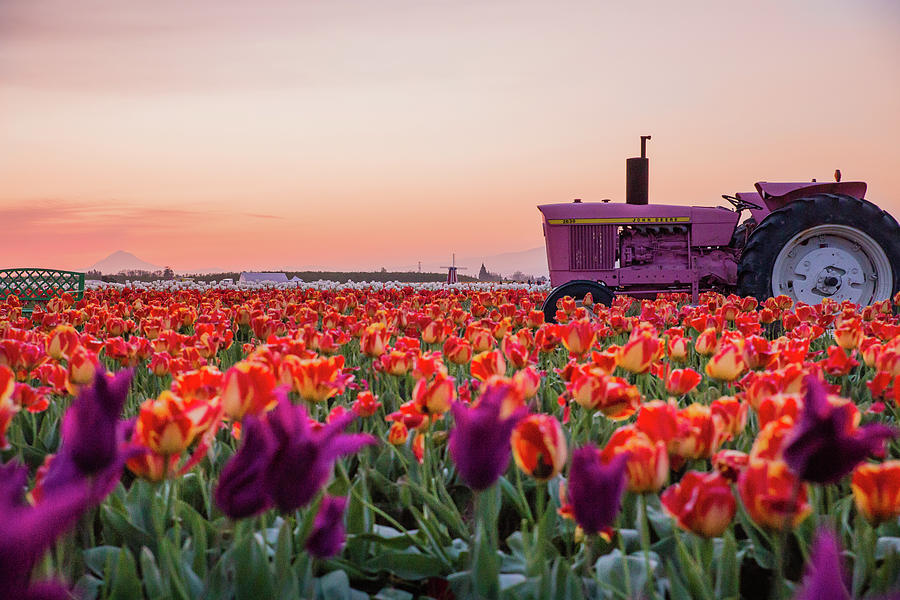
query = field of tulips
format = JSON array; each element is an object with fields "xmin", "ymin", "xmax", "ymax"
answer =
[{"xmin": 3, "ymin": 284, "xmax": 900, "ymax": 599}]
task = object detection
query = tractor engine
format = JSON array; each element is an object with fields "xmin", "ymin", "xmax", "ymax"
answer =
[{"xmin": 620, "ymin": 225, "xmax": 689, "ymax": 267}]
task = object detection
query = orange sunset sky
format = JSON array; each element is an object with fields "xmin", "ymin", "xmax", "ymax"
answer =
[{"xmin": 1, "ymin": 0, "xmax": 899, "ymax": 273}]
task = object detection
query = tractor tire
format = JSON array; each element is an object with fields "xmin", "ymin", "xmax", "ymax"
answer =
[
  {"xmin": 541, "ymin": 280, "xmax": 614, "ymax": 324},
  {"xmin": 737, "ymin": 193, "xmax": 900, "ymax": 305}
]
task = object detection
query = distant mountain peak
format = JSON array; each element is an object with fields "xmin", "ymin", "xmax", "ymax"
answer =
[{"xmin": 88, "ymin": 251, "xmax": 162, "ymax": 274}]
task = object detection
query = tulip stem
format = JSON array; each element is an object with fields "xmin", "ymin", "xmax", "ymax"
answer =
[
  {"xmin": 616, "ymin": 529, "xmax": 633, "ymax": 599},
  {"xmin": 639, "ymin": 493, "xmax": 658, "ymax": 600}
]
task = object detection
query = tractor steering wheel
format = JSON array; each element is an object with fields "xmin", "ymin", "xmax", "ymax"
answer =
[{"xmin": 722, "ymin": 194, "xmax": 763, "ymax": 212}]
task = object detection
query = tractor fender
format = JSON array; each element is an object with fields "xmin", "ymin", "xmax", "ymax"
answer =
[{"xmin": 754, "ymin": 181, "xmax": 867, "ymax": 213}]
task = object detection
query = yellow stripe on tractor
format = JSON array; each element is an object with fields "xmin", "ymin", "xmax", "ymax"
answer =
[{"xmin": 547, "ymin": 217, "xmax": 691, "ymax": 225}]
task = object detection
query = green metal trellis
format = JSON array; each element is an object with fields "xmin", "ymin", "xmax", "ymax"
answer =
[{"xmin": 0, "ymin": 268, "xmax": 85, "ymax": 314}]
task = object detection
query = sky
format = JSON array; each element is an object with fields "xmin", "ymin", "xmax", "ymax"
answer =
[{"xmin": 1, "ymin": 0, "xmax": 899, "ymax": 273}]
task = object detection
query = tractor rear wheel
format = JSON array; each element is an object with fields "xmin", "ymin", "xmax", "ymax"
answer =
[
  {"xmin": 541, "ymin": 280, "xmax": 614, "ymax": 324},
  {"xmin": 737, "ymin": 193, "xmax": 900, "ymax": 305}
]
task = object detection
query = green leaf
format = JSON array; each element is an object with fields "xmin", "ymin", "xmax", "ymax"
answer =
[
  {"xmin": 875, "ymin": 537, "xmax": 900, "ymax": 560},
  {"xmin": 234, "ymin": 533, "xmax": 276, "ymax": 600},
  {"xmin": 108, "ymin": 547, "xmax": 142, "ymax": 600},
  {"xmin": 139, "ymin": 547, "xmax": 167, "ymax": 600},
  {"xmin": 83, "ymin": 546, "xmax": 121, "ymax": 578},
  {"xmin": 374, "ymin": 588, "xmax": 415, "ymax": 600},
  {"xmin": 714, "ymin": 530, "xmax": 740, "ymax": 600},
  {"xmin": 365, "ymin": 549, "xmax": 445, "ymax": 580},
  {"xmin": 316, "ymin": 569, "xmax": 352, "ymax": 600}
]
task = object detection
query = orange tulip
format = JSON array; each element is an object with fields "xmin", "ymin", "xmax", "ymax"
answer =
[
  {"xmin": 599, "ymin": 425, "xmax": 668, "ymax": 493},
  {"xmin": 470, "ymin": 350, "xmax": 506, "ymax": 382},
  {"xmin": 360, "ymin": 322, "xmax": 390, "ymax": 358},
  {"xmin": 380, "ymin": 349, "xmax": 416, "ymax": 376},
  {"xmin": 67, "ymin": 347, "xmax": 101, "ymax": 387},
  {"xmin": 558, "ymin": 319, "xmax": 596, "ymax": 356},
  {"xmin": 465, "ymin": 325, "xmax": 495, "ymax": 352},
  {"xmin": 443, "ymin": 336, "xmax": 473, "ymax": 365},
  {"xmin": 710, "ymin": 396, "xmax": 748, "ymax": 443},
  {"xmin": 412, "ymin": 371, "xmax": 456, "ymax": 416},
  {"xmin": 388, "ymin": 421, "xmax": 410, "ymax": 445},
  {"xmin": 738, "ymin": 459, "xmax": 810, "ymax": 530},
  {"xmin": 0, "ymin": 365, "xmax": 18, "ymax": 450},
  {"xmin": 665, "ymin": 368, "xmax": 702, "ymax": 395},
  {"xmin": 705, "ymin": 340, "xmax": 747, "ymax": 382},
  {"xmin": 221, "ymin": 361, "xmax": 279, "ymax": 419},
  {"xmin": 149, "ymin": 352, "xmax": 172, "ymax": 377},
  {"xmin": 511, "ymin": 414, "xmax": 567, "ymax": 481},
  {"xmin": 570, "ymin": 369, "xmax": 642, "ymax": 421},
  {"xmin": 669, "ymin": 403, "xmax": 719, "ymax": 461},
  {"xmin": 46, "ymin": 325, "xmax": 81, "ymax": 361},
  {"xmin": 133, "ymin": 390, "xmax": 220, "ymax": 456},
  {"xmin": 635, "ymin": 399, "xmax": 684, "ymax": 444},
  {"xmin": 749, "ymin": 417, "xmax": 795, "ymax": 462},
  {"xmin": 501, "ymin": 336, "xmax": 531, "ymax": 370},
  {"xmin": 756, "ymin": 394, "xmax": 802, "ymax": 429},
  {"xmin": 352, "ymin": 390, "xmax": 382, "ymax": 417},
  {"xmin": 833, "ymin": 318, "xmax": 863, "ymax": 350},
  {"xmin": 617, "ymin": 329, "xmax": 662, "ymax": 374},
  {"xmin": 695, "ymin": 328, "xmax": 718, "ymax": 356},
  {"xmin": 712, "ymin": 449, "xmax": 749, "ymax": 482},
  {"xmin": 666, "ymin": 335, "xmax": 690, "ymax": 362},
  {"xmin": 661, "ymin": 471, "xmax": 736, "ymax": 538},
  {"xmin": 283, "ymin": 355, "xmax": 352, "ymax": 404},
  {"xmin": 512, "ymin": 367, "xmax": 541, "ymax": 399},
  {"xmin": 851, "ymin": 461, "xmax": 900, "ymax": 526}
]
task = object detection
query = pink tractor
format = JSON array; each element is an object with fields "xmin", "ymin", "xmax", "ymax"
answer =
[{"xmin": 539, "ymin": 136, "xmax": 900, "ymax": 321}]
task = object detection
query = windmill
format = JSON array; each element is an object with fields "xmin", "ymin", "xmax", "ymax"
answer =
[{"xmin": 441, "ymin": 253, "xmax": 468, "ymax": 284}]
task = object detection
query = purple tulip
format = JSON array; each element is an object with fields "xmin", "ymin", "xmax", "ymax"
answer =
[
  {"xmin": 449, "ymin": 383, "xmax": 528, "ymax": 491},
  {"xmin": 41, "ymin": 371, "xmax": 140, "ymax": 501},
  {"xmin": 305, "ymin": 495, "xmax": 349, "ymax": 558},
  {"xmin": 784, "ymin": 376, "xmax": 895, "ymax": 484},
  {"xmin": 264, "ymin": 400, "xmax": 376, "ymax": 513},
  {"xmin": 568, "ymin": 446, "xmax": 628, "ymax": 535},
  {"xmin": 215, "ymin": 396, "xmax": 376, "ymax": 518},
  {"xmin": 214, "ymin": 416, "xmax": 276, "ymax": 519},
  {"xmin": 794, "ymin": 528, "xmax": 850, "ymax": 600},
  {"xmin": 62, "ymin": 370, "xmax": 132, "ymax": 475},
  {"xmin": 0, "ymin": 460, "xmax": 91, "ymax": 599}
]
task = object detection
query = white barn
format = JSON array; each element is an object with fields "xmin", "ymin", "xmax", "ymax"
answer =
[{"xmin": 238, "ymin": 272, "xmax": 289, "ymax": 284}]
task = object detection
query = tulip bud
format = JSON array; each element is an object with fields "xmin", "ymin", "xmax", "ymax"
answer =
[
  {"xmin": 511, "ymin": 414, "xmax": 567, "ymax": 481},
  {"xmin": 661, "ymin": 471, "xmax": 736, "ymax": 538}
]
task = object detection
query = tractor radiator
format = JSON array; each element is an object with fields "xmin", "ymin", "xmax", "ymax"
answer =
[{"xmin": 569, "ymin": 225, "xmax": 616, "ymax": 270}]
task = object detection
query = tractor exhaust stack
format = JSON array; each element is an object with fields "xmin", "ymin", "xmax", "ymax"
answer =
[{"xmin": 626, "ymin": 135, "xmax": 651, "ymax": 205}]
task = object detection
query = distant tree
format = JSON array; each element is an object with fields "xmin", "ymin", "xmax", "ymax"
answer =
[
  {"xmin": 509, "ymin": 270, "xmax": 528, "ymax": 282},
  {"xmin": 380, "ymin": 267, "xmax": 387, "ymax": 273},
  {"xmin": 163, "ymin": 266, "xmax": 175, "ymax": 279}
]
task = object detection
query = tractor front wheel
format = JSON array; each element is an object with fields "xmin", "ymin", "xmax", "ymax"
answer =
[
  {"xmin": 541, "ymin": 280, "xmax": 614, "ymax": 324},
  {"xmin": 737, "ymin": 193, "xmax": 900, "ymax": 305}
]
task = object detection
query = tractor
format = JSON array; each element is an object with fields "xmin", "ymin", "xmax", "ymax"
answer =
[{"xmin": 539, "ymin": 136, "xmax": 900, "ymax": 322}]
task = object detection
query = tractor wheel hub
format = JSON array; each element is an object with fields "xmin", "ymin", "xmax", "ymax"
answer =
[{"xmin": 772, "ymin": 224, "xmax": 892, "ymax": 305}]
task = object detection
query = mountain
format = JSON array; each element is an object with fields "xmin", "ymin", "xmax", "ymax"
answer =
[
  {"xmin": 87, "ymin": 251, "xmax": 162, "ymax": 274},
  {"xmin": 459, "ymin": 247, "xmax": 548, "ymax": 278}
]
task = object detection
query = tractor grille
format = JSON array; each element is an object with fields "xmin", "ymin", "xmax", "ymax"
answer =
[{"xmin": 569, "ymin": 225, "xmax": 616, "ymax": 270}]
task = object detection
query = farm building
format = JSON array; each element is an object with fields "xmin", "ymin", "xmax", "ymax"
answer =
[{"xmin": 238, "ymin": 272, "xmax": 289, "ymax": 284}]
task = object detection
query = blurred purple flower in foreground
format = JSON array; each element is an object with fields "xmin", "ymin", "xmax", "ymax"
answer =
[
  {"xmin": 0, "ymin": 460, "xmax": 91, "ymax": 599},
  {"xmin": 41, "ymin": 370, "xmax": 141, "ymax": 500},
  {"xmin": 214, "ymin": 416, "xmax": 276, "ymax": 519},
  {"xmin": 215, "ymin": 396, "xmax": 376, "ymax": 519},
  {"xmin": 305, "ymin": 495, "xmax": 349, "ymax": 559},
  {"xmin": 784, "ymin": 376, "xmax": 895, "ymax": 484},
  {"xmin": 568, "ymin": 446, "xmax": 628, "ymax": 535},
  {"xmin": 449, "ymin": 382, "xmax": 527, "ymax": 491},
  {"xmin": 794, "ymin": 528, "xmax": 850, "ymax": 600}
]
